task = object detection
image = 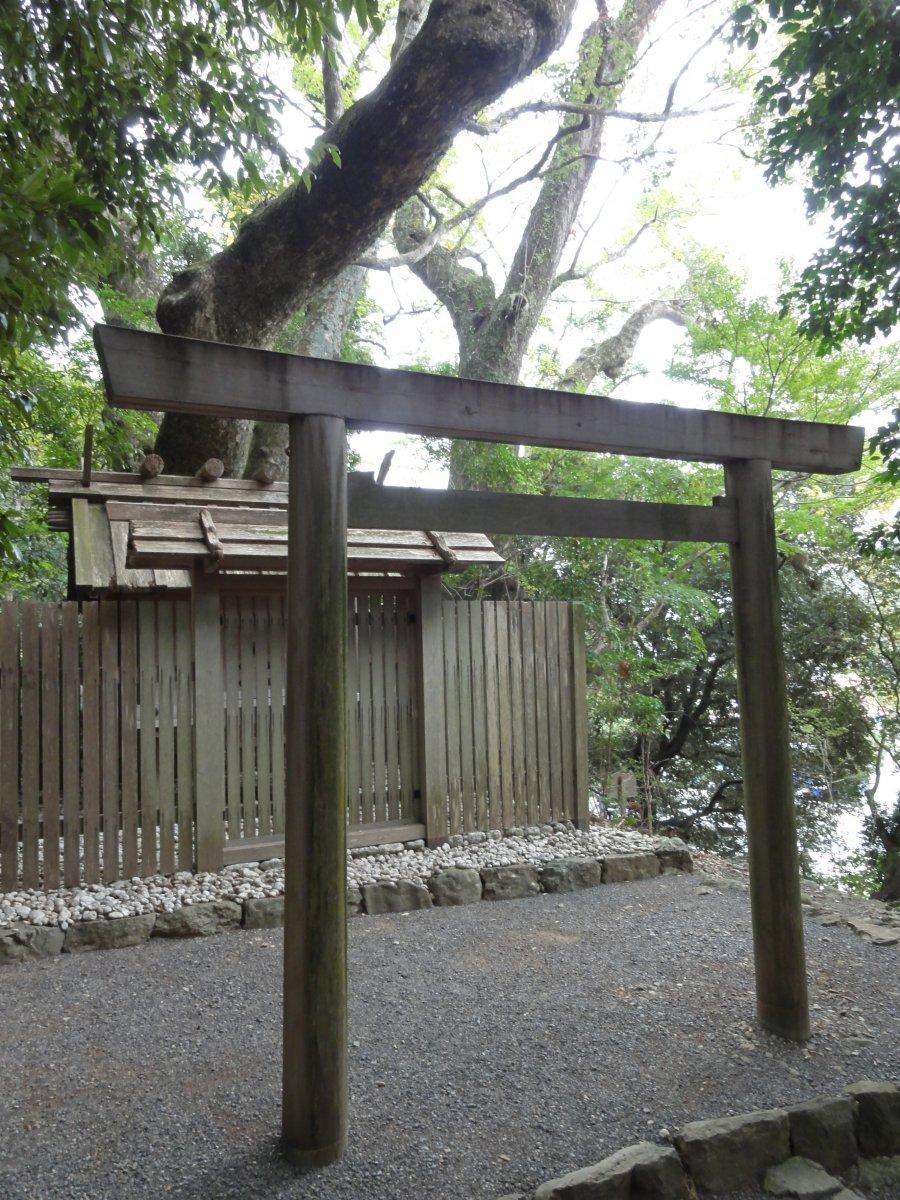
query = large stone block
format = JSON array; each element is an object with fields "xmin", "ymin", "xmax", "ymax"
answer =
[
  {"xmin": 535, "ymin": 1142, "xmax": 688, "ymax": 1200},
  {"xmin": 763, "ymin": 1157, "xmax": 844, "ymax": 1198},
  {"xmin": 788, "ymin": 1095, "xmax": 858, "ymax": 1175},
  {"xmin": 428, "ymin": 867, "xmax": 483, "ymax": 906},
  {"xmin": 362, "ymin": 879, "xmax": 432, "ymax": 915},
  {"xmin": 0, "ymin": 924, "xmax": 65, "ymax": 963},
  {"xmin": 153, "ymin": 900, "xmax": 243, "ymax": 937},
  {"xmin": 601, "ymin": 852, "xmax": 661, "ymax": 884},
  {"xmin": 65, "ymin": 913, "xmax": 155, "ymax": 952},
  {"xmin": 674, "ymin": 1108, "xmax": 790, "ymax": 1192},
  {"xmin": 347, "ymin": 884, "xmax": 363, "ymax": 916},
  {"xmin": 481, "ymin": 864, "xmax": 541, "ymax": 901},
  {"xmin": 242, "ymin": 896, "xmax": 284, "ymax": 929},
  {"xmin": 845, "ymin": 1080, "xmax": 900, "ymax": 1157},
  {"xmin": 540, "ymin": 857, "xmax": 603, "ymax": 894},
  {"xmin": 656, "ymin": 846, "xmax": 694, "ymax": 874}
]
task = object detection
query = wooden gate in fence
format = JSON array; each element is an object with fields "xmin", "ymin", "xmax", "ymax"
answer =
[{"xmin": 0, "ymin": 591, "xmax": 587, "ymax": 890}]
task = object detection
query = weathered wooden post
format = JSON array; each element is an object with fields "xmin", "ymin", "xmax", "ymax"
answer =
[
  {"xmin": 416, "ymin": 574, "xmax": 448, "ymax": 846},
  {"xmin": 725, "ymin": 459, "xmax": 810, "ymax": 1042},
  {"xmin": 282, "ymin": 414, "xmax": 349, "ymax": 1166}
]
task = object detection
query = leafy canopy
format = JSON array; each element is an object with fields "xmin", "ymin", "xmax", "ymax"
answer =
[
  {"xmin": 734, "ymin": 0, "xmax": 899, "ymax": 345},
  {"xmin": 0, "ymin": 0, "xmax": 380, "ymax": 358}
]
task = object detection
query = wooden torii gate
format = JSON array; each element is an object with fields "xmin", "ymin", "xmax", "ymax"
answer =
[{"xmin": 94, "ymin": 323, "xmax": 864, "ymax": 1168}]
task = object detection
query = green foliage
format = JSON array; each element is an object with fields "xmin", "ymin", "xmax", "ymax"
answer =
[
  {"xmin": 0, "ymin": 0, "xmax": 380, "ymax": 359},
  {"xmin": 0, "ymin": 343, "xmax": 157, "ymax": 596},
  {"xmin": 448, "ymin": 264, "xmax": 898, "ymax": 871},
  {"xmin": 734, "ymin": 0, "xmax": 899, "ymax": 345}
]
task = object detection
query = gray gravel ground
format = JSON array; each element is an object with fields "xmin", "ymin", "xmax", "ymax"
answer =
[{"xmin": 0, "ymin": 873, "xmax": 897, "ymax": 1200}]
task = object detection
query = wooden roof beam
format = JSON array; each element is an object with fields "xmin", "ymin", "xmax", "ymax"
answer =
[{"xmin": 94, "ymin": 324, "xmax": 864, "ymax": 475}]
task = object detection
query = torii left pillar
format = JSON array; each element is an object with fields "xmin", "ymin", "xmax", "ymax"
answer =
[{"xmin": 282, "ymin": 414, "xmax": 349, "ymax": 1166}]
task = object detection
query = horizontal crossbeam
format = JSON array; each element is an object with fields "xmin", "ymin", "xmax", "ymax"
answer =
[
  {"xmin": 94, "ymin": 325, "xmax": 864, "ymax": 475},
  {"xmin": 349, "ymin": 478, "xmax": 738, "ymax": 543}
]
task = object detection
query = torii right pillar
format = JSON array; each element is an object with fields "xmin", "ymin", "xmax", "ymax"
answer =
[{"xmin": 725, "ymin": 458, "xmax": 810, "ymax": 1042}]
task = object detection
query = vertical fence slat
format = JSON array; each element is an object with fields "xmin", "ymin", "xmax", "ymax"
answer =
[
  {"xmin": 384, "ymin": 595, "xmax": 401, "ymax": 822},
  {"xmin": 370, "ymin": 593, "xmax": 387, "ymax": 823},
  {"xmin": 254, "ymin": 597, "xmax": 272, "ymax": 838},
  {"xmin": 345, "ymin": 593, "xmax": 361, "ymax": 825},
  {"xmin": 443, "ymin": 602, "xmax": 462, "ymax": 836},
  {"xmin": 358, "ymin": 594, "xmax": 374, "ymax": 822},
  {"xmin": 508, "ymin": 602, "xmax": 527, "ymax": 828},
  {"xmin": 456, "ymin": 602, "xmax": 476, "ymax": 831},
  {"xmin": 156, "ymin": 601, "xmax": 176, "ymax": 874},
  {"xmin": 239, "ymin": 596, "xmax": 257, "ymax": 838},
  {"xmin": 571, "ymin": 601, "xmax": 590, "ymax": 829},
  {"xmin": 120, "ymin": 602, "xmax": 140, "ymax": 878},
  {"xmin": 482, "ymin": 603, "xmax": 501, "ymax": 832},
  {"xmin": 470, "ymin": 602, "xmax": 488, "ymax": 832},
  {"xmin": 61, "ymin": 603, "xmax": 81, "ymax": 886},
  {"xmin": 39, "ymin": 605, "xmax": 61, "ymax": 889},
  {"xmin": 0, "ymin": 604, "xmax": 18, "ymax": 890},
  {"xmin": 174, "ymin": 600, "xmax": 195, "ymax": 869},
  {"xmin": 533, "ymin": 603, "xmax": 552, "ymax": 825},
  {"xmin": 546, "ymin": 604, "xmax": 563, "ymax": 821},
  {"xmin": 520, "ymin": 603, "xmax": 540, "ymax": 826},
  {"xmin": 138, "ymin": 602, "xmax": 158, "ymax": 877},
  {"xmin": 222, "ymin": 596, "xmax": 241, "ymax": 840},
  {"xmin": 495, "ymin": 603, "xmax": 514, "ymax": 831},
  {"xmin": 100, "ymin": 600, "xmax": 121, "ymax": 883},
  {"xmin": 81, "ymin": 603, "xmax": 101, "ymax": 883},
  {"xmin": 20, "ymin": 606, "xmax": 41, "ymax": 889},
  {"xmin": 395, "ymin": 591, "xmax": 414, "ymax": 820},
  {"xmin": 557, "ymin": 603, "xmax": 576, "ymax": 822},
  {"xmin": 270, "ymin": 595, "xmax": 286, "ymax": 837}
]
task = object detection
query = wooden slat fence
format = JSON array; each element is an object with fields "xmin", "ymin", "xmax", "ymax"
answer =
[
  {"xmin": 0, "ymin": 593, "xmax": 587, "ymax": 889},
  {"xmin": 218, "ymin": 587, "xmax": 422, "ymax": 852},
  {"xmin": 436, "ymin": 600, "xmax": 588, "ymax": 835},
  {"xmin": 0, "ymin": 599, "xmax": 194, "ymax": 890}
]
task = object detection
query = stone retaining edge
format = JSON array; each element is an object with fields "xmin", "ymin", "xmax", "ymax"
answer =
[
  {"xmin": 0, "ymin": 847, "xmax": 691, "ymax": 963},
  {"xmin": 500, "ymin": 1079, "xmax": 900, "ymax": 1199}
]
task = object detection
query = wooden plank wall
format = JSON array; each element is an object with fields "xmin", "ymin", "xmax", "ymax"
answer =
[
  {"xmin": 0, "ymin": 594, "xmax": 587, "ymax": 888},
  {"xmin": 219, "ymin": 588, "xmax": 422, "ymax": 847},
  {"xmin": 440, "ymin": 600, "xmax": 584, "ymax": 834},
  {"xmin": 0, "ymin": 599, "xmax": 194, "ymax": 889}
]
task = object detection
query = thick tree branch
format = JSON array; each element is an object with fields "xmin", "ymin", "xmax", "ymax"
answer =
[
  {"xmin": 559, "ymin": 299, "xmax": 685, "ymax": 390},
  {"xmin": 154, "ymin": 0, "xmax": 577, "ymax": 471}
]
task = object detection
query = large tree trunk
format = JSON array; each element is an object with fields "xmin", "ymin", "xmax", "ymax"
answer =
[{"xmin": 154, "ymin": 0, "xmax": 578, "ymax": 474}]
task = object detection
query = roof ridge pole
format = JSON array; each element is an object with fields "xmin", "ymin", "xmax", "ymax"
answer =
[
  {"xmin": 282, "ymin": 413, "xmax": 349, "ymax": 1166},
  {"xmin": 725, "ymin": 458, "xmax": 810, "ymax": 1042}
]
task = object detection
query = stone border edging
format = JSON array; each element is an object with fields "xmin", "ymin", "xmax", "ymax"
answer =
[
  {"xmin": 0, "ymin": 846, "xmax": 691, "ymax": 964},
  {"xmin": 499, "ymin": 1079, "xmax": 900, "ymax": 1199}
]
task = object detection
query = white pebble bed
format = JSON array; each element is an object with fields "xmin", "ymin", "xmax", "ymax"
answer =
[{"xmin": 0, "ymin": 823, "xmax": 681, "ymax": 931}]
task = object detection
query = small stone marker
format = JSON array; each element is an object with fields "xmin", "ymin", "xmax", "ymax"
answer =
[
  {"xmin": 787, "ymin": 1095, "xmax": 858, "ymax": 1176},
  {"xmin": 539, "ymin": 857, "xmax": 603, "ymax": 893},
  {"xmin": 534, "ymin": 1141, "xmax": 688, "ymax": 1200},
  {"xmin": 65, "ymin": 912, "xmax": 155, "ymax": 951},
  {"xmin": 427, "ymin": 867, "xmax": 483, "ymax": 906},
  {"xmin": 242, "ymin": 896, "xmax": 285, "ymax": 929},
  {"xmin": 844, "ymin": 1079, "xmax": 900, "ymax": 1156},
  {"xmin": 763, "ymin": 1156, "xmax": 844, "ymax": 1199},
  {"xmin": 602, "ymin": 852, "xmax": 660, "ymax": 884},
  {"xmin": 481, "ymin": 864, "xmax": 541, "ymax": 901},
  {"xmin": 153, "ymin": 900, "xmax": 242, "ymax": 937},
  {"xmin": 362, "ymin": 879, "xmax": 432, "ymax": 915},
  {"xmin": 674, "ymin": 1108, "xmax": 790, "ymax": 1192}
]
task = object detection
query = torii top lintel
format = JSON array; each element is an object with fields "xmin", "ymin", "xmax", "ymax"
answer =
[{"xmin": 93, "ymin": 325, "xmax": 864, "ymax": 476}]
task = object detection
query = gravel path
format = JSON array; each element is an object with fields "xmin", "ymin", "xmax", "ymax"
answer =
[{"xmin": 0, "ymin": 873, "xmax": 897, "ymax": 1200}]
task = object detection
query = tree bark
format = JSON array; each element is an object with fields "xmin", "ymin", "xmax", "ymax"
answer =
[{"xmin": 154, "ymin": 0, "xmax": 578, "ymax": 473}]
